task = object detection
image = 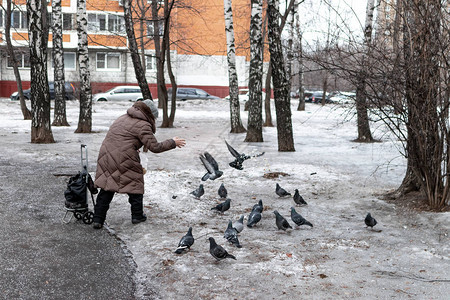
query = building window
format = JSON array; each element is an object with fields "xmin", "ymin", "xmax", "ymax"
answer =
[
  {"xmin": 0, "ymin": 10, "xmax": 3, "ymax": 28},
  {"xmin": 51, "ymin": 52, "xmax": 76, "ymax": 70},
  {"xmin": 11, "ymin": 10, "xmax": 27, "ymax": 29},
  {"xmin": 96, "ymin": 53, "xmax": 121, "ymax": 70},
  {"xmin": 7, "ymin": 52, "xmax": 31, "ymax": 68},
  {"xmin": 146, "ymin": 20, "xmax": 164, "ymax": 37},
  {"xmin": 62, "ymin": 13, "xmax": 73, "ymax": 30},
  {"xmin": 88, "ymin": 13, "xmax": 124, "ymax": 33},
  {"xmin": 146, "ymin": 55, "xmax": 156, "ymax": 71}
]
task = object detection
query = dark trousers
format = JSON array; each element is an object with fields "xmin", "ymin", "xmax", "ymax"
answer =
[{"xmin": 93, "ymin": 189, "xmax": 144, "ymax": 223}]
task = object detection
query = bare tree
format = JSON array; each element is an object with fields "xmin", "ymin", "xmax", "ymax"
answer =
[
  {"xmin": 245, "ymin": 0, "xmax": 264, "ymax": 142},
  {"xmin": 164, "ymin": 0, "xmax": 177, "ymax": 127},
  {"xmin": 2, "ymin": 1, "xmax": 31, "ymax": 120},
  {"xmin": 123, "ymin": 0, "xmax": 153, "ymax": 100},
  {"xmin": 52, "ymin": 0, "xmax": 69, "ymax": 126},
  {"xmin": 224, "ymin": 0, "xmax": 246, "ymax": 133},
  {"xmin": 267, "ymin": 0, "xmax": 294, "ymax": 151},
  {"xmin": 75, "ymin": 0, "xmax": 92, "ymax": 133},
  {"xmin": 28, "ymin": 0, "xmax": 54, "ymax": 143}
]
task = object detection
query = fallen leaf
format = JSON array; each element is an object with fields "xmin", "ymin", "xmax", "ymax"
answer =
[
  {"xmin": 286, "ymin": 253, "xmax": 292, "ymax": 258},
  {"xmin": 319, "ymin": 274, "xmax": 328, "ymax": 279}
]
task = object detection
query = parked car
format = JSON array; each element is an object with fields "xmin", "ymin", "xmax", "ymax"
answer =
[
  {"xmin": 168, "ymin": 87, "xmax": 220, "ymax": 101},
  {"xmin": 93, "ymin": 86, "xmax": 146, "ymax": 102},
  {"xmin": 329, "ymin": 91, "xmax": 356, "ymax": 104},
  {"xmin": 10, "ymin": 82, "xmax": 76, "ymax": 101},
  {"xmin": 307, "ymin": 91, "xmax": 332, "ymax": 104},
  {"xmin": 224, "ymin": 88, "xmax": 266, "ymax": 102}
]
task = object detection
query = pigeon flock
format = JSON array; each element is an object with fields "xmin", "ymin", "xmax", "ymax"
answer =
[{"xmin": 177, "ymin": 140, "xmax": 378, "ymax": 261}]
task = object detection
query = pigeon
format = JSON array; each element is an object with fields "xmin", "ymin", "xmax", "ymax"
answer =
[
  {"xmin": 211, "ymin": 198, "xmax": 231, "ymax": 213},
  {"xmin": 276, "ymin": 183, "xmax": 291, "ymax": 197},
  {"xmin": 290, "ymin": 207, "xmax": 313, "ymax": 227},
  {"xmin": 190, "ymin": 184, "xmax": 204, "ymax": 199},
  {"xmin": 208, "ymin": 237, "xmax": 236, "ymax": 261},
  {"xmin": 247, "ymin": 208, "xmax": 262, "ymax": 228},
  {"xmin": 199, "ymin": 152, "xmax": 223, "ymax": 181},
  {"xmin": 218, "ymin": 183, "xmax": 228, "ymax": 198},
  {"xmin": 365, "ymin": 213, "xmax": 377, "ymax": 229},
  {"xmin": 274, "ymin": 210, "xmax": 292, "ymax": 231},
  {"xmin": 293, "ymin": 189, "xmax": 307, "ymax": 205},
  {"xmin": 224, "ymin": 220, "xmax": 242, "ymax": 248},
  {"xmin": 252, "ymin": 199, "xmax": 264, "ymax": 213},
  {"xmin": 225, "ymin": 140, "xmax": 265, "ymax": 170},
  {"xmin": 233, "ymin": 215, "xmax": 245, "ymax": 233},
  {"xmin": 174, "ymin": 227, "xmax": 195, "ymax": 254}
]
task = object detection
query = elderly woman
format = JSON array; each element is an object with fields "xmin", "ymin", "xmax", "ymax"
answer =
[{"xmin": 93, "ymin": 100, "xmax": 185, "ymax": 229}]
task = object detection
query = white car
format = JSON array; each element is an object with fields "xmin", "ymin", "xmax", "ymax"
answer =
[
  {"xmin": 225, "ymin": 88, "xmax": 266, "ymax": 102},
  {"xmin": 329, "ymin": 91, "xmax": 356, "ymax": 104},
  {"xmin": 93, "ymin": 86, "xmax": 146, "ymax": 102}
]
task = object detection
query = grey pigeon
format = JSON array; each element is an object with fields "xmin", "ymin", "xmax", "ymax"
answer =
[
  {"xmin": 224, "ymin": 220, "xmax": 242, "ymax": 248},
  {"xmin": 365, "ymin": 213, "xmax": 377, "ymax": 229},
  {"xmin": 211, "ymin": 198, "xmax": 231, "ymax": 213},
  {"xmin": 290, "ymin": 207, "xmax": 313, "ymax": 227},
  {"xmin": 208, "ymin": 237, "xmax": 236, "ymax": 261},
  {"xmin": 190, "ymin": 184, "xmax": 204, "ymax": 199},
  {"xmin": 225, "ymin": 140, "xmax": 265, "ymax": 170},
  {"xmin": 293, "ymin": 189, "xmax": 307, "ymax": 205},
  {"xmin": 233, "ymin": 215, "xmax": 244, "ymax": 233},
  {"xmin": 199, "ymin": 152, "xmax": 223, "ymax": 181},
  {"xmin": 174, "ymin": 227, "xmax": 194, "ymax": 254},
  {"xmin": 274, "ymin": 210, "xmax": 292, "ymax": 231},
  {"xmin": 247, "ymin": 207, "xmax": 262, "ymax": 228},
  {"xmin": 252, "ymin": 199, "xmax": 263, "ymax": 213},
  {"xmin": 218, "ymin": 183, "xmax": 228, "ymax": 198},
  {"xmin": 276, "ymin": 183, "xmax": 291, "ymax": 197}
]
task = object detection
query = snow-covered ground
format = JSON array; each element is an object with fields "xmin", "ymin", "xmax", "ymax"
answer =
[{"xmin": 1, "ymin": 98, "xmax": 448, "ymax": 299}]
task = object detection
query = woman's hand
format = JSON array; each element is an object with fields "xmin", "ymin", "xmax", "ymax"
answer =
[{"xmin": 173, "ymin": 137, "xmax": 186, "ymax": 148}]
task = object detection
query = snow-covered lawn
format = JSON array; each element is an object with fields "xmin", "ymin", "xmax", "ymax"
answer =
[{"xmin": 1, "ymin": 98, "xmax": 448, "ymax": 299}]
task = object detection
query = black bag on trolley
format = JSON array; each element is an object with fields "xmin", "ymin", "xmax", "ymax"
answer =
[{"xmin": 64, "ymin": 169, "xmax": 98, "ymax": 209}]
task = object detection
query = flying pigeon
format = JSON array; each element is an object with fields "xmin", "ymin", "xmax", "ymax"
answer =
[
  {"xmin": 190, "ymin": 184, "xmax": 204, "ymax": 199},
  {"xmin": 224, "ymin": 220, "xmax": 242, "ymax": 248},
  {"xmin": 225, "ymin": 140, "xmax": 265, "ymax": 170},
  {"xmin": 290, "ymin": 207, "xmax": 313, "ymax": 228},
  {"xmin": 199, "ymin": 152, "xmax": 223, "ymax": 181},
  {"xmin": 274, "ymin": 210, "xmax": 292, "ymax": 231},
  {"xmin": 218, "ymin": 183, "xmax": 228, "ymax": 198},
  {"xmin": 211, "ymin": 198, "xmax": 231, "ymax": 213},
  {"xmin": 293, "ymin": 189, "xmax": 307, "ymax": 205},
  {"xmin": 208, "ymin": 237, "xmax": 236, "ymax": 261},
  {"xmin": 365, "ymin": 213, "xmax": 377, "ymax": 229},
  {"xmin": 233, "ymin": 215, "xmax": 245, "ymax": 233},
  {"xmin": 276, "ymin": 183, "xmax": 291, "ymax": 197},
  {"xmin": 174, "ymin": 227, "xmax": 195, "ymax": 254},
  {"xmin": 247, "ymin": 208, "xmax": 262, "ymax": 228}
]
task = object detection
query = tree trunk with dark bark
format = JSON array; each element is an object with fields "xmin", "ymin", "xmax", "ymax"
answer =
[
  {"xmin": 75, "ymin": 0, "xmax": 92, "ymax": 133},
  {"xmin": 28, "ymin": 0, "xmax": 55, "ymax": 143},
  {"xmin": 52, "ymin": 0, "xmax": 69, "ymax": 126},
  {"xmin": 267, "ymin": 0, "xmax": 294, "ymax": 152},
  {"xmin": 224, "ymin": 0, "xmax": 246, "ymax": 133},
  {"xmin": 124, "ymin": 0, "xmax": 153, "ymax": 100},
  {"xmin": 245, "ymin": 0, "xmax": 264, "ymax": 142},
  {"xmin": 5, "ymin": 0, "xmax": 31, "ymax": 120}
]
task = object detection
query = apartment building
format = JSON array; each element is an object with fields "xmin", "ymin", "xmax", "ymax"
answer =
[{"xmin": 0, "ymin": 0, "xmax": 255, "ymax": 98}]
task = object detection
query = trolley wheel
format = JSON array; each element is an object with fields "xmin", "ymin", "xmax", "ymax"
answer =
[
  {"xmin": 74, "ymin": 212, "xmax": 83, "ymax": 220},
  {"xmin": 82, "ymin": 211, "xmax": 94, "ymax": 224}
]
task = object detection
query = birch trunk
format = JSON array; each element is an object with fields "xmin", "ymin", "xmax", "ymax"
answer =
[
  {"xmin": 124, "ymin": 0, "xmax": 153, "ymax": 100},
  {"xmin": 245, "ymin": 0, "xmax": 263, "ymax": 142},
  {"xmin": 224, "ymin": 0, "xmax": 246, "ymax": 133},
  {"xmin": 354, "ymin": 0, "xmax": 375, "ymax": 142},
  {"xmin": 296, "ymin": 28, "xmax": 305, "ymax": 111},
  {"xmin": 28, "ymin": 0, "xmax": 55, "ymax": 143},
  {"xmin": 75, "ymin": 0, "xmax": 92, "ymax": 133},
  {"xmin": 267, "ymin": 0, "xmax": 294, "ymax": 151},
  {"xmin": 52, "ymin": 0, "xmax": 69, "ymax": 126},
  {"xmin": 5, "ymin": 0, "xmax": 31, "ymax": 120}
]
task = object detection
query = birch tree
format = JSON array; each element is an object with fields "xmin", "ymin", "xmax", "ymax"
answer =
[
  {"xmin": 75, "ymin": 0, "xmax": 92, "ymax": 133},
  {"xmin": 267, "ymin": 0, "xmax": 294, "ymax": 151},
  {"xmin": 224, "ymin": 0, "xmax": 246, "ymax": 133},
  {"xmin": 28, "ymin": 0, "xmax": 55, "ymax": 143},
  {"xmin": 3, "ymin": 0, "xmax": 31, "ymax": 120},
  {"xmin": 123, "ymin": 0, "xmax": 153, "ymax": 100},
  {"xmin": 245, "ymin": 0, "xmax": 263, "ymax": 142},
  {"xmin": 354, "ymin": 0, "xmax": 375, "ymax": 142},
  {"xmin": 52, "ymin": 0, "xmax": 69, "ymax": 126}
]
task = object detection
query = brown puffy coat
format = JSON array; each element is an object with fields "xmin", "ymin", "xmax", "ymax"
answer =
[{"xmin": 94, "ymin": 101, "xmax": 176, "ymax": 194}]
